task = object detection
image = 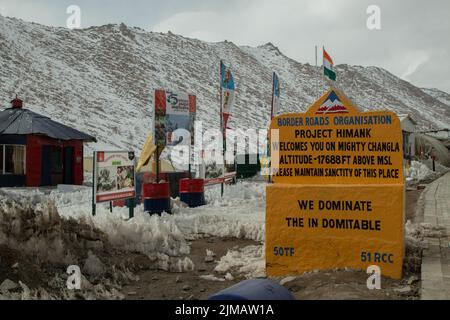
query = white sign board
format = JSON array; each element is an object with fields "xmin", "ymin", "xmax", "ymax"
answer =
[{"xmin": 94, "ymin": 151, "xmax": 136, "ymax": 203}]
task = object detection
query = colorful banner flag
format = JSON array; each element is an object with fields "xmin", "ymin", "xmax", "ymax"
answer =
[
  {"xmin": 271, "ymin": 72, "xmax": 280, "ymax": 119},
  {"xmin": 220, "ymin": 61, "xmax": 235, "ymax": 131},
  {"xmin": 323, "ymin": 48, "xmax": 336, "ymax": 81}
]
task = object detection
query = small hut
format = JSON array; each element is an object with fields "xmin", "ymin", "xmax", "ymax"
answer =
[
  {"xmin": 398, "ymin": 114, "xmax": 417, "ymax": 162},
  {"xmin": 0, "ymin": 97, "xmax": 96, "ymax": 187}
]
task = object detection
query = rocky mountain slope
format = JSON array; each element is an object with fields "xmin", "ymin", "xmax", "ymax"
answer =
[{"xmin": 0, "ymin": 15, "xmax": 449, "ymax": 152}]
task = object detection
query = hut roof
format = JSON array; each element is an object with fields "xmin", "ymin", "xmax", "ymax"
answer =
[{"xmin": 0, "ymin": 107, "xmax": 96, "ymax": 142}]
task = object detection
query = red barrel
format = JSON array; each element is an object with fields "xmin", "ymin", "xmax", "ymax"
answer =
[
  {"xmin": 142, "ymin": 182, "xmax": 170, "ymax": 199},
  {"xmin": 142, "ymin": 182, "xmax": 171, "ymax": 214},
  {"xmin": 179, "ymin": 179, "xmax": 205, "ymax": 194},
  {"xmin": 179, "ymin": 179, "xmax": 206, "ymax": 208}
]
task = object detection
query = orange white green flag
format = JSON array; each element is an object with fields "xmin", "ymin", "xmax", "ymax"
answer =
[{"xmin": 323, "ymin": 48, "xmax": 336, "ymax": 81}]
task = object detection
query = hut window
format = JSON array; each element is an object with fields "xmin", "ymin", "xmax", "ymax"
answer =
[{"xmin": 1, "ymin": 145, "xmax": 26, "ymax": 175}]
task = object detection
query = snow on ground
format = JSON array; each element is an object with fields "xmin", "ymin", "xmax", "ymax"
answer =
[
  {"xmin": 214, "ymin": 245, "xmax": 265, "ymax": 279},
  {"xmin": 172, "ymin": 182, "xmax": 265, "ymax": 242},
  {"xmin": 1, "ymin": 181, "xmax": 265, "ymax": 276},
  {"xmin": 405, "ymin": 160, "xmax": 449, "ymax": 182}
]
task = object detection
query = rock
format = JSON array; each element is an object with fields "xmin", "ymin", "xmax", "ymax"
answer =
[
  {"xmin": 205, "ymin": 249, "xmax": 216, "ymax": 263},
  {"xmin": 83, "ymin": 252, "xmax": 105, "ymax": 276},
  {"xmin": 280, "ymin": 276, "xmax": 297, "ymax": 286},
  {"xmin": 127, "ymin": 291, "xmax": 137, "ymax": 296},
  {"xmin": 197, "ymin": 267, "xmax": 207, "ymax": 272},
  {"xmin": 19, "ymin": 281, "xmax": 31, "ymax": 300},
  {"xmin": 11, "ymin": 263, "xmax": 19, "ymax": 269},
  {"xmin": 289, "ymin": 285, "xmax": 301, "ymax": 293},
  {"xmin": 407, "ymin": 276, "xmax": 419, "ymax": 285},
  {"xmin": 199, "ymin": 288, "xmax": 206, "ymax": 293},
  {"xmin": 151, "ymin": 276, "xmax": 158, "ymax": 281},
  {"xmin": 81, "ymin": 275, "xmax": 93, "ymax": 290},
  {"xmin": 175, "ymin": 276, "xmax": 182, "ymax": 283},
  {"xmin": 394, "ymin": 286, "xmax": 412, "ymax": 293},
  {"xmin": 182, "ymin": 285, "xmax": 191, "ymax": 291},
  {"xmin": 0, "ymin": 279, "xmax": 19, "ymax": 292},
  {"xmin": 86, "ymin": 240, "xmax": 104, "ymax": 250},
  {"xmin": 225, "ymin": 273, "xmax": 234, "ymax": 281}
]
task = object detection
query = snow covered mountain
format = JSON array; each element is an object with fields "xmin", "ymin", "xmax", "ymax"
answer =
[{"xmin": 1, "ymin": 15, "xmax": 449, "ymax": 153}]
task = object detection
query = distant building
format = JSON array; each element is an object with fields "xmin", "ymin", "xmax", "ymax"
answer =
[
  {"xmin": 398, "ymin": 114, "xmax": 417, "ymax": 162},
  {"xmin": 0, "ymin": 97, "xmax": 96, "ymax": 187}
]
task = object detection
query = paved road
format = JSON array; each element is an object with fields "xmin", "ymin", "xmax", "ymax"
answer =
[{"xmin": 421, "ymin": 172, "xmax": 450, "ymax": 300}]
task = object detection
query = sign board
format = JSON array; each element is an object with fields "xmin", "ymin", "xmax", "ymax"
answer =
[
  {"xmin": 201, "ymin": 150, "xmax": 237, "ymax": 186},
  {"xmin": 154, "ymin": 90, "xmax": 196, "ymax": 148},
  {"xmin": 94, "ymin": 151, "xmax": 136, "ymax": 203},
  {"xmin": 270, "ymin": 90, "xmax": 404, "ymax": 184},
  {"xmin": 266, "ymin": 88, "xmax": 405, "ymax": 279}
]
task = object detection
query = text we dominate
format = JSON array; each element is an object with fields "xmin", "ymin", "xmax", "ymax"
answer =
[{"xmin": 297, "ymin": 200, "xmax": 373, "ymax": 212}]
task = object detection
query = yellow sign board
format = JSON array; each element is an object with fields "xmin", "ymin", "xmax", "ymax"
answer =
[
  {"xmin": 266, "ymin": 88, "xmax": 405, "ymax": 279},
  {"xmin": 270, "ymin": 89, "xmax": 404, "ymax": 185},
  {"xmin": 266, "ymin": 184, "xmax": 404, "ymax": 279}
]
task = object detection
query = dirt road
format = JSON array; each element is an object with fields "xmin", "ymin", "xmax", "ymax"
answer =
[{"xmin": 122, "ymin": 188, "xmax": 424, "ymax": 300}]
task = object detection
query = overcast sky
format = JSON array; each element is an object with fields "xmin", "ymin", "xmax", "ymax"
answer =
[{"xmin": 1, "ymin": 0, "xmax": 449, "ymax": 93}]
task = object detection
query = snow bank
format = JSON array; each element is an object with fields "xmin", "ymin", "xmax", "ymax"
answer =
[
  {"xmin": 405, "ymin": 161, "xmax": 440, "ymax": 182},
  {"xmin": 48, "ymin": 181, "xmax": 265, "ymax": 253},
  {"xmin": 172, "ymin": 182, "xmax": 265, "ymax": 241},
  {"xmin": 0, "ymin": 180, "xmax": 266, "ymax": 294},
  {"xmin": 214, "ymin": 245, "xmax": 265, "ymax": 279}
]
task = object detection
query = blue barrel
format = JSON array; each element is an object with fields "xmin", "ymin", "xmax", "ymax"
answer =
[
  {"xmin": 144, "ymin": 198, "xmax": 171, "ymax": 214},
  {"xmin": 179, "ymin": 179, "xmax": 206, "ymax": 208},
  {"xmin": 208, "ymin": 279, "xmax": 295, "ymax": 300},
  {"xmin": 180, "ymin": 193, "xmax": 205, "ymax": 207},
  {"xmin": 143, "ymin": 182, "xmax": 171, "ymax": 215}
]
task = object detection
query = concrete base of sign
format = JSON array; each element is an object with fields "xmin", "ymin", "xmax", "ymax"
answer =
[{"xmin": 266, "ymin": 184, "xmax": 405, "ymax": 279}]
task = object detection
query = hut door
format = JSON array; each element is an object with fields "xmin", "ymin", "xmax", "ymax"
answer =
[
  {"xmin": 41, "ymin": 145, "xmax": 63, "ymax": 186},
  {"xmin": 63, "ymin": 147, "xmax": 74, "ymax": 184},
  {"xmin": 50, "ymin": 146, "xmax": 63, "ymax": 185},
  {"xmin": 41, "ymin": 145, "xmax": 51, "ymax": 186}
]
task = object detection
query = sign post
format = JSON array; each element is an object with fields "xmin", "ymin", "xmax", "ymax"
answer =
[
  {"xmin": 92, "ymin": 151, "xmax": 136, "ymax": 215},
  {"xmin": 266, "ymin": 88, "xmax": 405, "ymax": 279}
]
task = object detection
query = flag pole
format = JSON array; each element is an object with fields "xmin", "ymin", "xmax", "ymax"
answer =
[
  {"xmin": 323, "ymin": 46, "xmax": 326, "ymax": 91},
  {"xmin": 315, "ymin": 45, "xmax": 319, "ymax": 100},
  {"xmin": 270, "ymin": 72, "xmax": 275, "ymax": 120},
  {"xmin": 268, "ymin": 73, "xmax": 276, "ymax": 183},
  {"xmin": 219, "ymin": 60, "xmax": 224, "ymax": 197}
]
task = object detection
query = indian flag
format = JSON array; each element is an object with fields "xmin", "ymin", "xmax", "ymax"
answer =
[{"xmin": 323, "ymin": 48, "xmax": 336, "ymax": 81}]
